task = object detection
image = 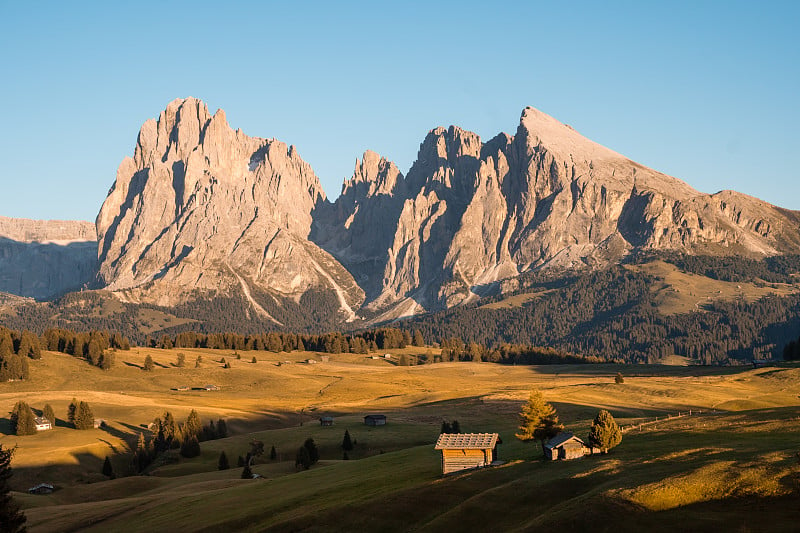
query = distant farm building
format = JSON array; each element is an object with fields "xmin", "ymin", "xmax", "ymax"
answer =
[
  {"xmin": 28, "ymin": 483, "xmax": 54, "ymax": 494},
  {"xmin": 306, "ymin": 358, "xmax": 318, "ymax": 364},
  {"xmin": 320, "ymin": 355, "xmax": 330, "ymax": 362},
  {"xmin": 364, "ymin": 414, "xmax": 387, "ymax": 426},
  {"xmin": 752, "ymin": 359, "xmax": 778, "ymax": 368},
  {"xmin": 435, "ymin": 433, "xmax": 500, "ymax": 475},
  {"xmin": 203, "ymin": 384, "xmax": 219, "ymax": 391},
  {"xmin": 319, "ymin": 416, "xmax": 334, "ymax": 426},
  {"xmin": 33, "ymin": 417, "xmax": 52, "ymax": 431},
  {"xmin": 544, "ymin": 432, "xmax": 591, "ymax": 460},
  {"xmin": 383, "ymin": 354, "xmax": 392, "ymax": 359},
  {"xmin": 94, "ymin": 419, "xmax": 106, "ymax": 429}
]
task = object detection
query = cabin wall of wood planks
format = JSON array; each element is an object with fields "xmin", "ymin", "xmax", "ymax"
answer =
[{"xmin": 441, "ymin": 448, "xmax": 492, "ymax": 474}]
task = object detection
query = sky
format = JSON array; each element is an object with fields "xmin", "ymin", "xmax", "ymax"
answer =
[{"xmin": 1, "ymin": 1, "xmax": 798, "ymax": 221}]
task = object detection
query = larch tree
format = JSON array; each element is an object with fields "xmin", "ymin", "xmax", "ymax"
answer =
[
  {"xmin": 11, "ymin": 401, "xmax": 36, "ymax": 436},
  {"xmin": 0, "ymin": 444, "xmax": 27, "ymax": 533},
  {"xmin": 588, "ymin": 410, "xmax": 622, "ymax": 453},
  {"xmin": 516, "ymin": 388, "xmax": 563, "ymax": 452},
  {"xmin": 218, "ymin": 451, "xmax": 230, "ymax": 470},
  {"xmin": 74, "ymin": 401, "xmax": 94, "ymax": 430},
  {"xmin": 341, "ymin": 430, "xmax": 353, "ymax": 451},
  {"xmin": 43, "ymin": 404, "xmax": 56, "ymax": 425}
]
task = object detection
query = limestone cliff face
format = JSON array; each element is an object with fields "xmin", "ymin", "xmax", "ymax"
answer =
[
  {"xmin": 316, "ymin": 106, "xmax": 800, "ymax": 319},
  {"xmin": 96, "ymin": 98, "xmax": 363, "ymax": 319},
  {"xmin": 0, "ymin": 217, "xmax": 97, "ymax": 299},
  {"xmin": 95, "ymin": 98, "xmax": 800, "ymax": 323}
]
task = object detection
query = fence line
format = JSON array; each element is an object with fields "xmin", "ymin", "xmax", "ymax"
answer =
[{"xmin": 621, "ymin": 409, "xmax": 718, "ymax": 433}]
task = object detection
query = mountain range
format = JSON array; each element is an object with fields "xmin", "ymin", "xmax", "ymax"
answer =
[{"xmin": 3, "ymin": 97, "xmax": 800, "ymax": 328}]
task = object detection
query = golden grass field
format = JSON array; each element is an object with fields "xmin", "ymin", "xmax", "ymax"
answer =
[{"xmin": 1, "ymin": 346, "xmax": 799, "ymax": 531}]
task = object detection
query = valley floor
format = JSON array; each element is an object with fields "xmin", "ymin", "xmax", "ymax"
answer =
[{"xmin": 1, "ymin": 348, "xmax": 799, "ymax": 531}]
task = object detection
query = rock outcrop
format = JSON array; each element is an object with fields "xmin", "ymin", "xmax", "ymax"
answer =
[
  {"xmin": 95, "ymin": 98, "xmax": 800, "ymax": 323},
  {"xmin": 96, "ymin": 98, "xmax": 363, "ymax": 320},
  {"xmin": 0, "ymin": 217, "xmax": 97, "ymax": 299},
  {"xmin": 315, "ymin": 106, "xmax": 800, "ymax": 319}
]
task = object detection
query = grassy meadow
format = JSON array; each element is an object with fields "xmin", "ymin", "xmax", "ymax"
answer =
[{"xmin": 1, "ymin": 346, "xmax": 799, "ymax": 531}]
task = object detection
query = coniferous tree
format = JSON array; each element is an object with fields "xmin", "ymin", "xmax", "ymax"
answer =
[
  {"xmin": 218, "ymin": 451, "xmax": 230, "ymax": 470},
  {"xmin": 0, "ymin": 444, "xmax": 27, "ymax": 533},
  {"xmin": 451, "ymin": 420, "xmax": 461, "ymax": 434},
  {"xmin": 180, "ymin": 436, "xmax": 201, "ymax": 458},
  {"xmin": 102, "ymin": 456, "xmax": 114, "ymax": 478},
  {"xmin": 241, "ymin": 464, "xmax": 253, "ymax": 479},
  {"xmin": 195, "ymin": 355, "xmax": 202, "ymax": 368},
  {"xmin": 588, "ymin": 410, "xmax": 622, "ymax": 453},
  {"xmin": 11, "ymin": 401, "xmax": 36, "ymax": 436},
  {"xmin": 67, "ymin": 398, "xmax": 78, "ymax": 426},
  {"xmin": 99, "ymin": 350, "xmax": 115, "ymax": 370},
  {"xmin": 303, "ymin": 438, "xmax": 319, "ymax": 465},
  {"xmin": 185, "ymin": 409, "xmax": 202, "ymax": 439},
  {"xmin": 440, "ymin": 421, "xmax": 452, "ymax": 434},
  {"xmin": 516, "ymin": 389, "xmax": 563, "ymax": 452},
  {"xmin": 269, "ymin": 445, "xmax": 277, "ymax": 460},
  {"xmin": 615, "ymin": 372, "xmax": 625, "ymax": 384},
  {"xmin": 342, "ymin": 430, "xmax": 353, "ymax": 451},
  {"xmin": 74, "ymin": 401, "xmax": 94, "ymax": 430},
  {"xmin": 295, "ymin": 446, "xmax": 311, "ymax": 470},
  {"xmin": 216, "ymin": 419, "xmax": 228, "ymax": 439},
  {"xmin": 143, "ymin": 355, "xmax": 154, "ymax": 371},
  {"xmin": 43, "ymin": 404, "xmax": 56, "ymax": 425},
  {"xmin": 176, "ymin": 353, "xmax": 186, "ymax": 368}
]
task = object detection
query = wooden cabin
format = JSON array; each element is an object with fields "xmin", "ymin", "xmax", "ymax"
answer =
[
  {"xmin": 319, "ymin": 416, "xmax": 334, "ymax": 427},
  {"xmin": 544, "ymin": 432, "xmax": 590, "ymax": 460},
  {"xmin": 34, "ymin": 417, "xmax": 52, "ymax": 431},
  {"xmin": 28, "ymin": 483, "xmax": 54, "ymax": 494},
  {"xmin": 435, "ymin": 433, "xmax": 500, "ymax": 475},
  {"xmin": 364, "ymin": 414, "xmax": 386, "ymax": 426}
]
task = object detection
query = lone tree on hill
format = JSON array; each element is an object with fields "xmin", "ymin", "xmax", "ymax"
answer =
[
  {"xmin": 143, "ymin": 355, "xmax": 154, "ymax": 371},
  {"xmin": 516, "ymin": 388, "xmax": 563, "ymax": 453},
  {"xmin": 11, "ymin": 401, "xmax": 36, "ymax": 436},
  {"xmin": 218, "ymin": 451, "xmax": 230, "ymax": 470},
  {"xmin": 615, "ymin": 372, "xmax": 625, "ymax": 384},
  {"xmin": 74, "ymin": 401, "xmax": 94, "ymax": 430},
  {"xmin": 102, "ymin": 456, "xmax": 114, "ymax": 478},
  {"xmin": 0, "ymin": 444, "xmax": 27, "ymax": 533},
  {"xmin": 588, "ymin": 410, "xmax": 622, "ymax": 453},
  {"xmin": 176, "ymin": 353, "xmax": 186, "ymax": 367},
  {"xmin": 269, "ymin": 445, "xmax": 277, "ymax": 460},
  {"xmin": 43, "ymin": 404, "xmax": 56, "ymax": 425},
  {"xmin": 342, "ymin": 430, "xmax": 353, "ymax": 451}
]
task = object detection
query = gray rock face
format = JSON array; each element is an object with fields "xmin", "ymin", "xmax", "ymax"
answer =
[
  {"xmin": 96, "ymin": 98, "xmax": 800, "ymax": 323},
  {"xmin": 96, "ymin": 98, "xmax": 363, "ymax": 320},
  {"xmin": 0, "ymin": 217, "xmax": 97, "ymax": 299},
  {"xmin": 316, "ymin": 106, "xmax": 800, "ymax": 319}
]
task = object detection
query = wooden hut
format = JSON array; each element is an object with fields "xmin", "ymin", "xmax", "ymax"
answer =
[
  {"xmin": 544, "ymin": 432, "xmax": 589, "ymax": 460},
  {"xmin": 364, "ymin": 414, "xmax": 386, "ymax": 426},
  {"xmin": 434, "ymin": 433, "xmax": 500, "ymax": 475},
  {"xmin": 33, "ymin": 417, "xmax": 52, "ymax": 431},
  {"xmin": 319, "ymin": 416, "xmax": 334, "ymax": 426}
]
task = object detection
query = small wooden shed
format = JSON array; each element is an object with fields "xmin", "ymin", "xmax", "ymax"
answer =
[
  {"xmin": 28, "ymin": 483, "xmax": 54, "ymax": 494},
  {"xmin": 364, "ymin": 414, "xmax": 386, "ymax": 426},
  {"xmin": 319, "ymin": 416, "xmax": 334, "ymax": 426},
  {"xmin": 435, "ymin": 433, "xmax": 500, "ymax": 475},
  {"xmin": 544, "ymin": 432, "xmax": 589, "ymax": 460}
]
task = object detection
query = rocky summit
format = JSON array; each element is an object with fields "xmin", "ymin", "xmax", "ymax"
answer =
[{"xmin": 20, "ymin": 98, "xmax": 800, "ymax": 323}]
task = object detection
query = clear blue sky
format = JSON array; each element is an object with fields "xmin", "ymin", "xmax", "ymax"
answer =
[{"xmin": 1, "ymin": 1, "xmax": 798, "ymax": 221}]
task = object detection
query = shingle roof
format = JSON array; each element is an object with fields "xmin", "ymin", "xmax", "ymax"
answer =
[
  {"xmin": 544, "ymin": 432, "xmax": 585, "ymax": 449},
  {"xmin": 435, "ymin": 433, "xmax": 499, "ymax": 450}
]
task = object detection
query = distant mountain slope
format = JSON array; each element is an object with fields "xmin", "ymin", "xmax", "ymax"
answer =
[{"xmin": 0, "ymin": 216, "xmax": 96, "ymax": 299}]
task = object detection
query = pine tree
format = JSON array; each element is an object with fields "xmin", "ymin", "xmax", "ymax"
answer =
[
  {"xmin": 99, "ymin": 350, "xmax": 115, "ymax": 370},
  {"xmin": 102, "ymin": 456, "xmax": 114, "ymax": 478},
  {"xmin": 251, "ymin": 356, "xmax": 257, "ymax": 364},
  {"xmin": 43, "ymin": 404, "xmax": 56, "ymax": 425},
  {"xmin": 269, "ymin": 445, "xmax": 277, "ymax": 460},
  {"xmin": 342, "ymin": 430, "xmax": 353, "ymax": 451},
  {"xmin": 185, "ymin": 409, "xmax": 202, "ymax": 439},
  {"xmin": 143, "ymin": 355, "xmax": 154, "ymax": 371},
  {"xmin": 295, "ymin": 446, "xmax": 311, "ymax": 470},
  {"xmin": 516, "ymin": 389, "xmax": 563, "ymax": 452},
  {"xmin": 180, "ymin": 436, "xmax": 201, "ymax": 458},
  {"xmin": 216, "ymin": 419, "xmax": 228, "ymax": 439},
  {"xmin": 440, "ymin": 421, "xmax": 452, "ymax": 434},
  {"xmin": 588, "ymin": 410, "xmax": 622, "ymax": 453},
  {"xmin": 74, "ymin": 401, "xmax": 94, "ymax": 430},
  {"xmin": 176, "ymin": 353, "xmax": 186, "ymax": 367},
  {"xmin": 451, "ymin": 420, "xmax": 461, "ymax": 433},
  {"xmin": 11, "ymin": 401, "xmax": 36, "ymax": 436},
  {"xmin": 615, "ymin": 372, "xmax": 625, "ymax": 384},
  {"xmin": 303, "ymin": 438, "xmax": 319, "ymax": 465},
  {"xmin": 412, "ymin": 330, "xmax": 425, "ymax": 347},
  {"xmin": 195, "ymin": 355, "xmax": 202, "ymax": 368},
  {"xmin": 218, "ymin": 451, "xmax": 230, "ymax": 470},
  {"xmin": 399, "ymin": 354, "xmax": 408, "ymax": 366},
  {"xmin": 0, "ymin": 444, "xmax": 27, "ymax": 533},
  {"xmin": 67, "ymin": 398, "xmax": 77, "ymax": 426},
  {"xmin": 241, "ymin": 465, "xmax": 253, "ymax": 479}
]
